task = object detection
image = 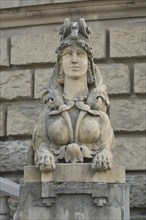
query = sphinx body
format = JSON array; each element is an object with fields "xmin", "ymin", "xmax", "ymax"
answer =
[{"xmin": 32, "ymin": 18, "xmax": 115, "ymax": 172}]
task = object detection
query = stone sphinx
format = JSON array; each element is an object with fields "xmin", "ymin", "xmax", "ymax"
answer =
[{"xmin": 32, "ymin": 18, "xmax": 115, "ymax": 172}]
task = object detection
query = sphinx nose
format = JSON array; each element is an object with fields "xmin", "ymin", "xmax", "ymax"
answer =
[{"xmin": 72, "ymin": 52, "xmax": 78, "ymax": 63}]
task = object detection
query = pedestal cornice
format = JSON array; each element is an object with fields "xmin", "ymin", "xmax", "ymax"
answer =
[{"xmin": 24, "ymin": 164, "xmax": 125, "ymax": 183}]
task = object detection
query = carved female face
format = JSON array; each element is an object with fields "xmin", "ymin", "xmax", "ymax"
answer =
[{"xmin": 61, "ymin": 44, "xmax": 88, "ymax": 80}]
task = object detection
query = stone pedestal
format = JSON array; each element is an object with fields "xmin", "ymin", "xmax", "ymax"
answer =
[{"xmin": 19, "ymin": 164, "xmax": 129, "ymax": 220}]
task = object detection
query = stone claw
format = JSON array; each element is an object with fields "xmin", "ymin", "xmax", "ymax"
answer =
[
  {"xmin": 35, "ymin": 147, "xmax": 56, "ymax": 172},
  {"xmin": 91, "ymin": 148, "xmax": 113, "ymax": 171}
]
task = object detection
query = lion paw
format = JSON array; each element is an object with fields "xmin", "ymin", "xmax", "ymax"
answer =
[
  {"xmin": 91, "ymin": 148, "xmax": 113, "ymax": 171},
  {"xmin": 35, "ymin": 147, "xmax": 56, "ymax": 172}
]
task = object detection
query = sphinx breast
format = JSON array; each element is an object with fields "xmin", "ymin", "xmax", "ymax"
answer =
[
  {"xmin": 78, "ymin": 115, "xmax": 100, "ymax": 143},
  {"xmin": 47, "ymin": 113, "xmax": 100, "ymax": 146},
  {"xmin": 47, "ymin": 115, "xmax": 70, "ymax": 146}
]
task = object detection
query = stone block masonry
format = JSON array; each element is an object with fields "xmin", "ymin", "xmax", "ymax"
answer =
[
  {"xmin": 134, "ymin": 63, "xmax": 146, "ymax": 94},
  {"xmin": 0, "ymin": 70, "xmax": 33, "ymax": 100},
  {"xmin": 0, "ymin": 106, "xmax": 5, "ymax": 137},
  {"xmin": 113, "ymin": 135, "xmax": 145, "ymax": 170},
  {"xmin": 0, "ymin": 7, "xmax": 145, "ymax": 219},
  {"xmin": 110, "ymin": 98, "xmax": 146, "ymax": 132},
  {"xmin": 10, "ymin": 31, "xmax": 106, "ymax": 65},
  {"xmin": 7, "ymin": 103, "xmax": 43, "ymax": 136},
  {"xmin": 11, "ymin": 34, "xmax": 59, "ymax": 65},
  {"xmin": 98, "ymin": 64, "xmax": 130, "ymax": 94},
  {"xmin": 0, "ymin": 38, "xmax": 9, "ymax": 66},
  {"xmin": 90, "ymin": 30, "xmax": 106, "ymax": 59},
  {"xmin": 110, "ymin": 26, "xmax": 146, "ymax": 58},
  {"xmin": 34, "ymin": 68, "xmax": 53, "ymax": 99},
  {"xmin": 0, "ymin": 140, "xmax": 32, "ymax": 172}
]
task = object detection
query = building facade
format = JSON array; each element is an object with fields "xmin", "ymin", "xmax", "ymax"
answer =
[{"xmin": 0, "ymin": 1, "xmax": 146, "ymax": 219}]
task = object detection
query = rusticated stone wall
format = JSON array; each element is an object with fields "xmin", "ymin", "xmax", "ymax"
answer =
[{"xmin": 0, "ymin": 1, "xmax": 146, "ymax": 219}]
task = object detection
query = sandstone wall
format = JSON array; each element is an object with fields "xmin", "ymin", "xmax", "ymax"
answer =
[{"xmin": 0, "ymin": 1, "xmax": 146, "ymax": 219}]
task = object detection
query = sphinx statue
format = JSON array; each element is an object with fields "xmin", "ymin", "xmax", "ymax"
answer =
[{"xmin": 32, "ymin": 18, "xmax": 115, "ymax": 172}]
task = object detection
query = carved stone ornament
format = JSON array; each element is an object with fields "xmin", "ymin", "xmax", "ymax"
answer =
[{"xmin": 32, "ymin": 18, "xmax": 115, "ymax": 172}]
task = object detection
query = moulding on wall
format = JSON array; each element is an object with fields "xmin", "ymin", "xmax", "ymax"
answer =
[
  {"xmin": 0, "ymin": 0, "xmax": 145, "ymax": 28},
  {"xmin": 0, "ymin": 0, "xmax": 145, "ymax": 9},
  {"xmin": 0, "ymin": 0, "xmax": 88, "ymax": 9}
]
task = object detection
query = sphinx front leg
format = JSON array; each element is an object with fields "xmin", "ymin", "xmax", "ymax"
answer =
[
  {"xmin": 91, "ymin": 148, "xmax": 113, "ymax": 171},
  {"xmin": 91, "ymin": 112, "xmax": 115, "ymax": 171},
  {"xmin": 34, "ymin": 143, "xmax": 56, "ymax": 172}
]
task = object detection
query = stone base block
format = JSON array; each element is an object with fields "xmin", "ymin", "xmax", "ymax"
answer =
[
  {"xmin": 20, "ymin": 164, "xmax": 129, "ymax": 220},
  {"xmin": 24, "ymin": 164, "xmax": 125, "ymax": 183}
]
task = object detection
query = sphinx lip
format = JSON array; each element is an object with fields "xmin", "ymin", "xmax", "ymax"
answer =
[{"xmin": 70, "ymin": 66, "xmax": 80, "ymax": 69}]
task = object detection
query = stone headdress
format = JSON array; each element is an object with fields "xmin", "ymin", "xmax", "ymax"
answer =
[{"xmin": 56, "ymin": 18, "xmax": 93, "ymax": 58}]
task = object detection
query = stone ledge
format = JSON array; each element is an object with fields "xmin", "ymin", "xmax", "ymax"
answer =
[
  {"xmin": 0, "ymin": 1, "xmax": 145, "ymax": 28},
  {"xmin": 24, "ymin": 164, "xmax": 125, "ymax": 183},
  {"xmin": 0, "ymin": 0, "xmax": 88, "ymax": 9}
]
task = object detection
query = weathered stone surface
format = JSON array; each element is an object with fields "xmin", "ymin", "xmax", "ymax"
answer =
[
  {"xmin": 19, "ymin": 183, "xmax": 43, "ymax": 210},
  {"xmin": 90, "ymin": 30, "xmax": 106, "ymax": 59},
  {"xmin": 131, "ymin": 214, "xmax": 146, "ymax": 220},
  {"xmin": 134, "ymin": 63, "xmax": 146, "ymax": 94},
  {"xmin": 29, "ymin": 207, "xmax": 49, "ymax": 220},
  {"xmin": 24, "ymin": 166, "xmax": 41, "ymax": 183},
  {"xmin": 41, "ymin": 164, "xmax": 125, "ymax": 183},
  {"xmin": 0, "ymin": 140, "xmax": 32, "ymax": 171},
  {"xmin": 0, "ymin": 70, "xmax": 32, "ymax": 100},
  {"xmin": 34, "ymin": 68, "xmax": 53, "ymax": 99},
  {"xmin": 28, "ymin": 206, "xmax": 122, "ymax": 220},
  {"xmin": 20, "ymin": 182, "xmax": 128, "ymax": 220},
  {"xmin": 110, "ymin": 26, "xmax": 146, "ymax": 58},
  {"xmin": 126, "ymin": 174, "xmax": 146, "ymax": 208},
  {"xmin": 131, "ymin": 208, "xmax": 146, "ymax": 220},
  {"xmin": 11, "ymin": 34, "xmax": 59, "ymax": 65},
  {"xmin": 8, "ymin": 197, "xmax": 19, "ymax": 220},
  {"xmin": 0, "ymin": 38, "xmax": 9, "ymax": 66},
  {"xmin": 0, "ymin": 174, "xmax": 23, "ymax": 185},
  {"xmin": 110, "ymin": 98, "xmax": 146, "ymax": 131},
  {"xmin": 0, "ymin": 106, "xmax": 5, "ymax": 137},
  {"xmin": 98, "ymin": 64, "xmax": 130, "ymax": 94},
  {"xmin": 113, "ymin": 135, "xmax": 146, "ymax": 170},
  {"xmin": 7, "ymin": 103, "xmax": 43, "ymax": 136},
  {"xmin": 24, "ymin": 165, "xmax": 125, "ymax": 184}
]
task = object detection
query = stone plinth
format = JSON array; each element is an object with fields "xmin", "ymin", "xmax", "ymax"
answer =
[
  {"xmin": 24, "ymin": 164, "xmax": 125, "ymax": 183},
  {"xmin": 19, "ymin": 164, "xmax": 129, "ymax": 220}
]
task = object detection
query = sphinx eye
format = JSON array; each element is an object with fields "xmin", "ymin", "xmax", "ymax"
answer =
[
  {"xmin": 96, "ymin": 96, "xmax": 103, "ymax": 101},
  {"xmin": 77, "ymin": 51, "xmax": 84, "ymax": 55},
  {"xmin": 62, "ymin": 50, "xmax": 72, "ymax": 56},
  {"xmin": 49, "ymin": 97, "xmax": 54, "ymax": 103},
  {"xmin": 96, "ymin": 96, "xmax": 100, "ymax": 100}
]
